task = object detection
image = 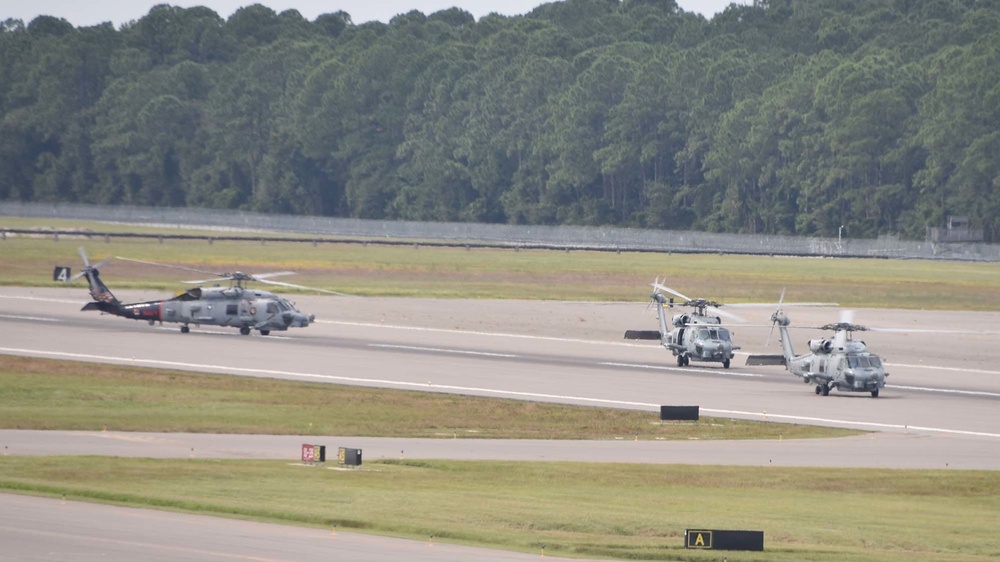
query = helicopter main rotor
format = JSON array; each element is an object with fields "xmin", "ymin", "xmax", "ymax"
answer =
[
  {"xmin": 649, "ymin": 278, "xmax": 745, "ymax": 322},
  {"xmin": 114, "ymin": 256, "xmax": 346, "ymax": 295}
]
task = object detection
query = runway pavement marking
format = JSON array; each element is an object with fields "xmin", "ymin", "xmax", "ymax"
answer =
[
  {"xmin": 320, "ymin": 320, "xmax": 647, "ymax": 347},
  {"xmin": 4, "ymin": 346, "xmax": 997, "ymax": 440},
  {"xmin": 886, "ymin": 384, "xmax": 1000, "ymax": 398},
  {"xmin": 0, "ymin": 295, "xmax": 80, "ymax": 304},
  {"xmin": 705, "ymin": 408, "xmax": 1000, "ymax": 439},
  {"xmin": 0, "ymin": 314, "xmax": 61, "ymax": 322},
  {"xmin": 600, "ymin": 361, "xmax": 763, "ymax": 378},
  {"xmin": 0, "ymin": 523, "xmax": 294, "ymax": 561},
  {"xmin": 370, "ymin": 344, "xmax": 517, "ymax": 358},
  {"xmin": 887, "ymin": 362, "xmax": 1000, "ymax": 376}
]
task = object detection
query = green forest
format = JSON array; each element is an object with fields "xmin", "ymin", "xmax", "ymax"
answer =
[{"xmin": 1, "ymin": 0, "xmax": 998, "ymax": 241}]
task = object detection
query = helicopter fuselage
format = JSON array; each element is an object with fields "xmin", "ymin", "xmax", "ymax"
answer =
[
  {"xmin": 787, "ymin": 349, "xmax": 887, "ymax": 396},
  {"xmin": 66, "ymin": 248, "xmax": 322, "ymax": 336},
  {"xmin": 771, "ymin": 315, "xmax": 888, "ymax": 397},
  {"xmin": 83, "ymin": 281, "xmax": 314, "ymax": 335},
  {"xmin": 664, "ymin": 314, "xmax": 739, "ymax": 368}
]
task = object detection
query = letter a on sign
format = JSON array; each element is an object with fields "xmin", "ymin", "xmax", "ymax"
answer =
[{"xmin": 686, "ymin": 529, "xmax": 713, "ymax": 549}]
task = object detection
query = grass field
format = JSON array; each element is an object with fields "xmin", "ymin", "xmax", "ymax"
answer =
[
  {"xmin": 1, "ymin": 231, "xmax": 999, "ymax": 309},
  {"xmin": 2, "ymin": 458, "xmax": 998, "ymax": 562}
]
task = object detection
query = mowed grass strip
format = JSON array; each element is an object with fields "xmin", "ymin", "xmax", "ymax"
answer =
[
  {"xmin": 0, "ymin": 355, "xmax": 855, "ymax": 440},
  {"xmin": 1, "ymin": 457, "xmax": 998, "ymax": 562},
  {"xmin": 1, "ymin": 236, "xmax": 999, "ymax": 308}
]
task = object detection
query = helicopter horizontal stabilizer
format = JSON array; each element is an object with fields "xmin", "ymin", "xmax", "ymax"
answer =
[
  {"xmin": 624, "ymin": 330, "xmax": 661, "ymax": 341},
  {"xmin": 745, "ymin": 354, "xmax": 786, "ymax": 366}
]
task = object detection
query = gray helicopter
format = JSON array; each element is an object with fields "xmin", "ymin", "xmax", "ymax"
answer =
[
  {"xmin": 624, "ymin": 279, "xmax": 744, "ymax": 368},
  {"xmin": 56, "ymin": 248, "xmax": 341, "ymax": 336},
  {"xmin": 748, "ymin": 295, "xmax": 886, "ymax": 397}
]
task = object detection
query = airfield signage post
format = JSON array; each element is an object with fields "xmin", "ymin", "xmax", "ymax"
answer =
[{"xmin": 301, "ymin": 444, "xmax": 326, "ymax": 464}]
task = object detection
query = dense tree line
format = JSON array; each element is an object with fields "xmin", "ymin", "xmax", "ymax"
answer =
[{"xmin": 1, "ymin": 0, "xmax": 998, "ymax": 241}]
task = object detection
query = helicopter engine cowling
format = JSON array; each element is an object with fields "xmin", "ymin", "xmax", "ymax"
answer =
[
  {"xmin": 671, "ymin": 314, "xmax": 690, "ymax": 327},
  {"xmin": 808, "ymin": 339, "xmax": 834, "ymax": 353}
]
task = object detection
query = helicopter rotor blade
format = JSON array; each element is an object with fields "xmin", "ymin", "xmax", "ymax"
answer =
[
  {"xmin": 247, "ymin": 271, "xmax": 296, "ymax": 280},
  {"xmin": 650, "ymin": 280, "xmax": 691, "ymax": 303},
  {"xmin": 764, "ymin": 288, "xmax": 785, "ymax": 346},
  {"xmin": 707, "ymin": 305, "xmax": 745, "ymax": 323},
  {"xmin": 182, "ymin": 278, "xmax": 223, "ymax": 285},
  {"xmin": 78, "ymin": 247, "xmax": 91, "ymax": 268},
  {"xmin": 840, "ymin": 309, "xmax": 855, "ymax": 325},
  {"xmin": 71, "ymin": 247, "xmax": 112, "ymax": 281},
  {"xmin": 254, "ymin": 278, "xmax": 348, "ymax": 296},
  {"xmin": 116, "ymin": 256, "xmax": 221, "ymax": 277}
]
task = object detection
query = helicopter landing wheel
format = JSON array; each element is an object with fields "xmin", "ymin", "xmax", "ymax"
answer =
[
  {"xmin": 676, "ymin": 355, "xmax": 685, "ymax": 367},
  {"xmin": 180, "ymin": 325, "xmax": 189, "ymax": 334},
  {"xmin": 239, "ymin": 326, "xmax": 251, "ymax": 336},
  {"xmin": 871, "ymin": 389, "xmax": 879, "ymax": 398},
  {"xmin": 821, "ymin": 385, "xmax": 830, "ymax": 396},
  {"xmin": 260, "ymin": 330, "xmax": 270, "ymax": 336},
  {"xmin": 722, "ymin": 359, "xmax": 730, "ymax": 369},
  {"xmin": 815, "ymin": 385, "xmax": 822, "ymax": 394}
]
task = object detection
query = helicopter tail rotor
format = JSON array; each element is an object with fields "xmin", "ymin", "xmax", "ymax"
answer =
[
  {"xmin": 765, "ymin": 288, "xmax": 787, "ymax": 346},
  {"xmin": 71, "ymin": 247, "xmax": 112, "ymax": 282}
]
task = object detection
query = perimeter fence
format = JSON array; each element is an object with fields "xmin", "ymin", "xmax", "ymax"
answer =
[{"xmin": 2, "ymin": 202, "xmax": 998, "ymax": 262}]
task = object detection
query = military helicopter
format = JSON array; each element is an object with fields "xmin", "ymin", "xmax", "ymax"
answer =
[
  {"xmin": 55, "ymin": 247, "xmax": 341, "ymax": 336},
  {"xmin": 747, "ymin": 293, "xmax": 887, "ymax": 397},
  {"xmin": 624, "ymin": 279, "xmax": 744, "ymax": 368}
]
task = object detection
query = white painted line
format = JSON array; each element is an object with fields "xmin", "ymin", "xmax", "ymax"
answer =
[
  {"xmin": 887, "ymin": 384, "xmax": 1000, "ymax": 398},
  {"xmin": 3, "ymin": 346, "xmax": 997, "ymax": 440},
  {"xmin": 0, "ymin": 295, "xmax": 80, "ymax": 304},
  {"xmin": 704, "ymin": 408, "xmax": 1000, "ymax": 439},
  {"xmin": 0, "ymin": 314, "xmax": 61, "ymax": 322},
  {"xmin": 600, "ymin": 361, "xmax": 763, "ymax": 378},
  {"xmin": 321, "ymin": 320, "xmax": 644, "ymax": 347},
  {"xmin": 887, "ymin": 362, "xmax": 1000, "ymax": 376},
  {"xmin": 370, "ymin": 344, "xmax": 517, "ymax": 358}
]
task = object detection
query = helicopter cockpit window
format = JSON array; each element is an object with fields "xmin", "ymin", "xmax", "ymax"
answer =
[
  {"xmin": 278, "ymin": 299, "xmax": 298, "ymax": 312},
  {"xmin": 868, "ymin": 356, "xmax": 883, "ymax": 368},
  {"xmin": 847, "ymin": 356, "xmax": 874, "ymax": 369},
  {"xmin": 266, "ymin": 302, "xmax": 278, "ymax": 314},
  {"xmin": 695, "ymin": 329, "xmax": 730, "ymax": 341}
]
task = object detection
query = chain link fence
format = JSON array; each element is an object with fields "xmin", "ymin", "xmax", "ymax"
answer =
[{"xmin": 3, "ymin": 202, "xmax": 998, "ymax": 261}]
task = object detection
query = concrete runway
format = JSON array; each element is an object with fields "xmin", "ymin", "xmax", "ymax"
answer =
[{"xmin": 2, "ymin": 286, "xmax": 1000, "ymax": 560}]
